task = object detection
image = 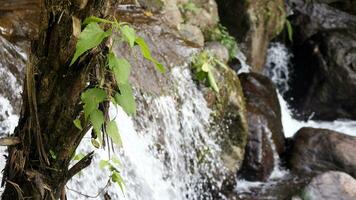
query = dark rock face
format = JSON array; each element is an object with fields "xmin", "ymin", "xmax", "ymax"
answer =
[
  {"xmin": 238, "ymin": 73, "xmax": 285, "ymax": 181},
  {"xmin": 299, "ymin": 171, "xmax": 356, "ymax": 200},
  {"xmin": 288, "ymin": 30, "xmax": 356, "ymax": 120},
  {"xmin": 286, "ymin": 0, "xmax": 356, "ymax": 120},
  {"xmin": 288, "ymin": 128, "xmax": 356, "ymax": 177}
]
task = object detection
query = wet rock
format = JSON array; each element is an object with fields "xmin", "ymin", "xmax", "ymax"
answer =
[
  {"xmin": 287, "ymin": 0, "xmax": 356, "ymax": 43},
  {"xmin": 237, "ymin": 73, "xmax": 285, "ymax": 181},
  {"xmin": 299, "ymin": 171, "xmax": 356, "ymax": 200},
  {"xmin": 286, "ymin": 0, "xmax": 356, "ymax": 120},
  {"xmin": 216, "ymin": 0, "xmax": 286, "ymax": 72},
  {"xmin": 288, "ymin": 128, "xmax": 356, "ymax": 177},
  {"xmin": 203, "ymin": 66, "xmax": 248, "ymax": 175},
  {"xmin": 288, "ymin": 29, "xmax": 356, "ymax": 120}
]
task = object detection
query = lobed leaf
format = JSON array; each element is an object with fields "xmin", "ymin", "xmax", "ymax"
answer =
[
  {"xmin": 70, "ymin": 22, "xmax": 111, "ymax": 66},
  {"xmin": 108, "ymin": 53, "xmax": 131, "ymax": 84},
  {"xmin": 81, "ymin": 88, "xmax": 107, "ymax": 119},
  {"xmin": 121, "ymin": 25, "xmax": 136, "ymax": 47},
  {"xmin": 89, "ymin": 109, "xmax": 105, "ymax": 135},
  {"xmin": 135, "ymin": 37, "xmax": 166, "ymax": 73},
  {"xmin": 115, "ymin": 84, "xmax": 136, "ymax": 115},
  {"xmin": 106, "ymin": 120, "xmax": 122, "ymax": 147}
]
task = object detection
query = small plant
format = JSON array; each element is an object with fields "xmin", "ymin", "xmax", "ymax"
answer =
[
  {"xmin": 178, "ymin": 1, "xmax": 199, "ymax": 14},
  {"xmin": 285, "ymin": 19, "xmax": 293, "ymax": 42},
  {"xmin": 191, "ymin": 51, "xmax": 227, "ymax": 93},
  {"xmin": 205, "ymin": 24, "xmax": 238, "ymax": 61},
  {"xmin": 70, "ymin": 16, "xmax": 165, "ymax": 192}
]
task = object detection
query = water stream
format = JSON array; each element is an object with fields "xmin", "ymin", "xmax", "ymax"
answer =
[{"xmin": 0, "ymin": 39, "xmax": 356, "ymax": 199}]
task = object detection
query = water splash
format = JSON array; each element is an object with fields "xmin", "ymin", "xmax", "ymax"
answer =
[
  {"xmin": 235, "ymin": 51, "xmax": 250, "ymax": 74},
  {"xmin": 264, "ymin": 43, "xmax": 293, "ymax": 95}
]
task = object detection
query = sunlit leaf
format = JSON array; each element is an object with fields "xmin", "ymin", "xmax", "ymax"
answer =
[
  {"xmin": 115, "ymin": 84, "xmax": 136, "ymax": 115},
  {"xmin": 70, "ymin": 22, "xmax": 111, "ymax": 65},
  {"xmin": 108, "ymin": 53, "xmax": 131, "ymax": 84},
  {"xmin": 73, "ymin": 119, "xmax": 83, "ymax": 130},
  {"xmin": 73, "ymin": 153, "xmax": 85, "ymax": 161},
  {"xmin": 81, "ymin": 88, "xmax": 107, "ymax": 119},
  {"xmin": 201, "ymin": 62, "xmax": 210, "ymax": 72},
  {"xmin": 112, "ymin": 171, "xmax": 125, "ymax": 193},
  {"xmin": 89, "ymin": 109, "xmax": 104, "ymax": 135},
  {"xmin": 135, "ymin": 37, "xmax": 165, "ymax": 73},
  {"xmin": 49, "ymin": 150, "xmax": 57, "ymax": 160},
  {"xmin": 286, "ymin": 20, "xmax": 293, "ymax": 42},
  {"xmin": 106, "ymin": 120, "xmax": 122, "ymax": 147},
  {"xmin": 83, "ymin": 16, "xmax": 114, "ymax": 25},
  {"xmin": 207, "ymin": 71, "xmax": 219, "ymax": 93},
  {"xmin": 99, "ymin": 160, "xmax": 109, "ymax": 169},
  {"xmin": 91, "ymin": 138, "xmax": 101, "ymax": 148},
  {"xmin": 121, "ymin": 25, "xmax": 136, "ymax": 47}
]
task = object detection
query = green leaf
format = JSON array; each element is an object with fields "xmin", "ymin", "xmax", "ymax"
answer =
[
  {"xmin": 115, "ymin": 84, "xmax": 136, "ymax": 115},
  {"xmin": 49, "ymin": 150, "xmax": 57, "ymax": 160},
  {"xmin": 99, "ymin": 160, "xmax": 109, "ymax": 169},
  {"xmin": 73, "ymin": 153, "xmax": 85, "ymax": 161},
  {"xmin": 112, "ymin": 171, "xmax": 125, "ymax": 193},
  {"xmin": 73, "ymin": 119, "xmax": 83, "ymax": 130},
  {"xmin": 135, "ymin": 37, "xmax": 166, "ymax": 73},
  {"xmin": 112, "ymin": 156, "xmax": 121, "ymax": 165},
  {"xmin": 81, "ymin": 88, "xmax": 107, "ymax": 119},
  {"xmin": 121, "ymin": 25, "xmax": 136, "ymax": 47},
  {"xmin": 201, "ymin": 62, "xmax": 211, "ymax": 72},
  {"xmin": 83, "ymin": 16, "xmax": 113, "ymax": 25},
  {"xmin": 91, "ymin": 138, "xmax": 101, "ymax": 148},
  {"xmin": 286, "ymin": 20, "xmax": 293, "ymax": 42},
  {"xmin": 106, "ymin": 120, "xmax": 122, "ymax": 147},
  {"xmin": 207, "ymin": 71, "xmax": 219, "ymax": 93},
  {"xmin": 89, "ymin": 109, "xmax": 105, "ymax": 135},
  {"xmin": 70, "ymin": 22, "xmax": 111, "ymax": 65},
  {"xmin": 108, "ymin": 53, "xmax": 131, "ymax": 84}
]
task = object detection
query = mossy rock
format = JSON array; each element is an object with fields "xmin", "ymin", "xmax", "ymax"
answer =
[{"xmin": 203, "ymin": 66, "xmax": 248, "ymax": 174}]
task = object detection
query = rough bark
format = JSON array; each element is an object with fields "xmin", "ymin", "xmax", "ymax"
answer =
[{"xmin": 1, "ymin": 0, "xmax": 113, "ymax": 199}]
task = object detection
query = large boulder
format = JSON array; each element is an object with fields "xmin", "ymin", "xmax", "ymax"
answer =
[
  {"xmin": 237, "ymin": 73, "xmax": 285, "ymax": 181},
  {"xmin": 299, "ymin": 171, "xmax": 356, "ymax": 200},
  {"xmin": 288, "ymin": 128, "xmax": 356, "ymax": 177},
  {"xmin": 286, "ymin": 0, "xmax": 356, "ymax": 120},
  {"xmin": 216, "ymin": 0, "xmax": 286, "ymax": 72},
  {"xmin": 288, "ymin": 29, "xmax": 356, "ymax": 120}
]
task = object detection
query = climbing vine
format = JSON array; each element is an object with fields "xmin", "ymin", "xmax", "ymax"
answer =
[{"xmin": 70, "ymin": 16, "xmax": 165, "ymax": 192}]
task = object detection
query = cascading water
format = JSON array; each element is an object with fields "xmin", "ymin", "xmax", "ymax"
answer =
[
  {"xmin": 67, "ymin": 66, "xmax": 229, "ymax": 199},
  {"xmin": 264, "ymin": 42, "xmax": 356, "ymax": 137}
]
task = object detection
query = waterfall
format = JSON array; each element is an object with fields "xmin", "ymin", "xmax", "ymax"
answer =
[
  {"xmin": 265, "ymin": 42, "xmax": 356, "ymax": 137},
  {"xmin": 67, "ymin": 67, "xmax": 229, "ymax": 199}
]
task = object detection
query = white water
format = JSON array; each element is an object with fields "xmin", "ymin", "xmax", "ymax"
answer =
[{"xmin": 67, "ymin": 67, "xmax": 228, "ymax": 199}]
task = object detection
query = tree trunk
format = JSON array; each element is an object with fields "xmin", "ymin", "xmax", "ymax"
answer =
[{"xmin": 1, "ymin": 0, "xmax": 113, "ymax": 199}]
